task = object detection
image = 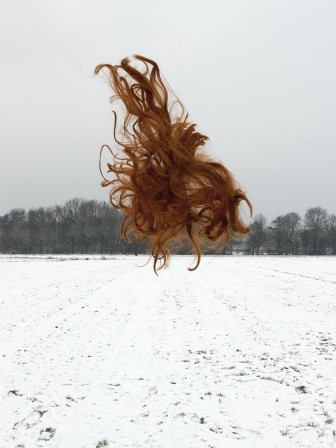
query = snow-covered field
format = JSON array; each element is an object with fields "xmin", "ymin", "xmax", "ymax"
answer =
[{"xmin": 1, "ymin": 254, "xmax": 336, "ymax": 448}]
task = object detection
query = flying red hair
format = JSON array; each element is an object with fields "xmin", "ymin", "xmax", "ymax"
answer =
[{"xmin": 94, "ymin": 55, "xmax": 252, "ymax": 274}]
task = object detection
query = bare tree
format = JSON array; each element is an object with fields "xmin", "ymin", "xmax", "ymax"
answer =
[
  {"xmin": 64, "ymin": 198, "xmax": 81, "ymax": 253},
  {"xmin": 269, "ymin": 215, "xmax": 286, "ymax": 254},
  {"xmin": 283, "ymin": 212, "xmax": 301, "ymax": 255},
  {"xmin": 27, "ymin": 207, "xmax": 46, "ymax": 252},
  {"xmin": 304, "ymin": 207, "xmax": 328, "ymax": 254},
  {"xmin": 327, "ymin": 214, "xmax": 336, "ymax": 254},
  {"xmin": 8, "ymin": 209, "xmax": 28, "ymax": 253},
  {"xmin": 249, "ymin": 214, "xmax": 268, "ymax": 255}
]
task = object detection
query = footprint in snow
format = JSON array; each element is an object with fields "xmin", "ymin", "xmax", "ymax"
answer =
[{"xmin": 38, "ymin": 427, "xmax": 56, "ymax": 441}]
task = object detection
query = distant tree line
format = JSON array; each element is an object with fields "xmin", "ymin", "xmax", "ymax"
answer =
[
  {"xmin": 0, "ymin": 198, "xmax": 143, "ymax": 256},
  {"xmin": 0, "ymin": 198, "xmax": 335, "ymax": 256},
  {"xmin": 245, "ymin": 208, "xmax": 336, "ymax": 255}
]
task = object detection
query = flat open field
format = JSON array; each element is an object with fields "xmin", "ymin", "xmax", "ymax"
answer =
[{"xmin": 1, "ymin": 255, "xmax": 336, "ymax": 448}]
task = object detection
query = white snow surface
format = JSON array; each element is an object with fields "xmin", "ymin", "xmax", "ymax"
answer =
[{"xmin": 1, "ymin": 254, "xmax": 336, "ymax": 448}]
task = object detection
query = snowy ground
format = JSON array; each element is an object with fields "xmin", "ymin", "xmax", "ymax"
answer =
[{"xmin": 1, "ymin": 254, "xmax": 336, "ymax": 448}]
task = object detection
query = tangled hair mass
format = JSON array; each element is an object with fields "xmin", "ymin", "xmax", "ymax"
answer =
[{"xmin": 94, "ymin": 55, "xmax": 252, "ymax": 274}]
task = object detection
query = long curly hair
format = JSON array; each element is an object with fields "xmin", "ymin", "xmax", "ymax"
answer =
[{"xmin": 94, "ymin": 54, "xmax": 252, "ymax": 274}]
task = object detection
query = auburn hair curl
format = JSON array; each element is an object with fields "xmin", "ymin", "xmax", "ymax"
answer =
[{"xmin": 94, "ymin": 55, "xmax": 252, "ymax": 274}]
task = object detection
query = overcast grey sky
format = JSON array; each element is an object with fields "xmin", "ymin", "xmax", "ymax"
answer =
[{"xmin": 0, "ymin": 0, "xmax": 335, "ymax": 221}]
